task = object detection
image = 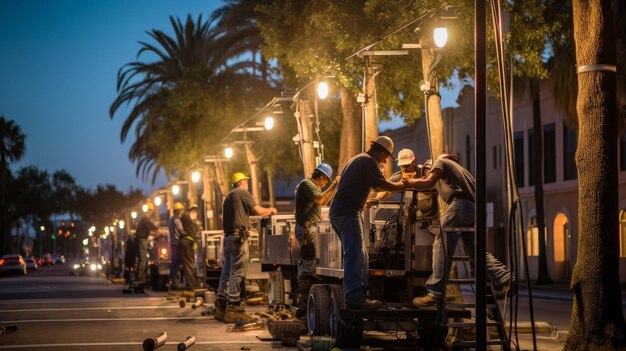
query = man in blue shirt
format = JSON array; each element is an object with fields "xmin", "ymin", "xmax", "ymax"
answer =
[{"xmin": 330, "ymin": 136, "xmax": 405, "ymax": 309}]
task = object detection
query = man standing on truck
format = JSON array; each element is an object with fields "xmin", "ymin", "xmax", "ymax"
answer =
[
  {"xmin": 214, "ymin": 172, "xmax": 277, "ymax": 323},
  {"xmin": 179, "ymin": 204, "xmax": 199, "ymax": 290},
  {"xmin": 329, "ymin": 136, "xmax": 405, "ymax": 310},
  {"xmin": 167, "ymin": 202, "xmax": 185, "ymax": 289},
  {"xmin": 403, "ymin": 156, "xmax": 514, "ymax": 306},
  {"xmin": 294, "ymin": 162, "xmax": 339, "ymax": 318},
  {"xmin": 135, "ymin": 203, "xmax": 162, "ymax": 284}
]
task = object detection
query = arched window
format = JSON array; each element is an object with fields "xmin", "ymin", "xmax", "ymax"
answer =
[
  {"xmin": 620, "ymin": 210, "xmax": 626, "ymax": 257},
  {"xmin": 527, "ymin": 217, "xmax": 539, "ymax": 256}
]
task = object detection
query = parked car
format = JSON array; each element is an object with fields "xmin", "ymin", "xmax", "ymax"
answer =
[
  {"xmin": 69, "ymin": 259, "xmax": 102, "ymax": 276},
  {"xmin": 53, "ymin": 254, "xmax": 65, "ymax": 264},
  {"xmin": 25, "ymin": 256, "xmax": 38, "ymax": 271},
  {"xmin": 0, "ymin": 254, "xmax": 27, "ymax": 275},
  {"xmin": 39, "ymin": 254, "xmax": 54, "ymax": 266}
]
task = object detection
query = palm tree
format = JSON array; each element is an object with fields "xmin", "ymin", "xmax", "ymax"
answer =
[{"xmin": 0, "ymin": 116, "xmax": 26, "ymax": 255}]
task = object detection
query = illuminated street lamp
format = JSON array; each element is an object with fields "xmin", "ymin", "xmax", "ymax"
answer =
[
  {"xmin": 119, "ymin": 220, "xmax": 125, "ymax": 229},
  {"xmin": 224, "ymin": 147, "xmax": 234, "ymax": 159},
  {"xmin": 104, "ymin": 227, "xmax": 110, "ymax": 234},
  {"xmin": 142, "ymin": 204, "xmax": 149, "ymax": 212},
  {"xmin": 40, "ymin": 226, "xmax": 45, "ymax": 232},
  {"xmin": 264, "ymin": 116, "xmax": 274, "ymax": 131},
  {"xmin": 172, "ymin": 184, "xmax": 180, "ymax": 196},
  {"xmin": 109, "ymin": 226, "xmax": 114, "ymax": 233},
  {"xmin": 131, "ymin": 211, "xmax": 137, "ymax": 220},
  {"xmin": 191, "ymin": 171, "xmax": 201, "ymax": 183},
  {"xmin": 89, "ymin": 225, "xmax": 96, "ymax": 232},
  {"xmin": 82, "ymin": 238, "xmax": 88, "ymax": 246},
  {"xmin": 317, "ymin": 80, "xmax": 329, "ymax": 99},
  {"xmin": 433, "ymin": 27, "xmax": 448, "ymax": 48},
  {"xmin": 154, "ymin": 196, "xmax": 162, "ymax": 206}
]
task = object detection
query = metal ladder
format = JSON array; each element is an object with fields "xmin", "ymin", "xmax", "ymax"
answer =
[{"xmin": 436, "ymin": 226, "xmax": 511, "ymax": 350}]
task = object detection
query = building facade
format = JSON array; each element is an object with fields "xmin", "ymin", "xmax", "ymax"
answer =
[{"xmin": 383, "ymin": 83, "xmax": 626, "ymax": 283}]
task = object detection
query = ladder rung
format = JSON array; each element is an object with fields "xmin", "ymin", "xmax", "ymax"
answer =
[
  {"xmin": 450, "ymin": 255, "xmax": 471, "ymax": 261},
  {"xmin": 441, "ymin": 227, "xmax": 475, "ymax": 232},
  {"xmin": 446, "ymin": 321, "xmax": 501, "ymax": 328},
  {"xmin": 448, "ymin": 278, "xmax": 475, "ymax": 284}
]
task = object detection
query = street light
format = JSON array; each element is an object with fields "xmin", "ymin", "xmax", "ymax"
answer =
[
  {"xmin": 40, "ymin": 226, "xmax": 45, "ymax": 232},
  {"xmin": 142, "ymin": 204, "xmax": 149, "ymax": 212},
  {"xmin": 191, "ymin": 171, "xmax": 201, "ymax": 183},
  {"xmin": 154, "ymin": 196, "xmax": 162, "ymax": 206},
  {"xmin": 105, "ymin": 227, "xmax": 110, "ymax": 234},
  {"xmin": 89, "ymin": 225, "xmax": 96, "ymax": 232},
  {"xmin": 131, "ymin": 211, "xmax": 137, "ymax": 220},
  {"xmin": 119, "ymin": 220, "xmax": 125, "ymax": 229},
  {"xmin": 224, "ymin": 147, "xmax": 234, "ymax": 159},
  {"xmin": 433, "ymin": 27, "xmax": 448, "ymax": 48},
  {"xmin": 317, "ymin": 80, "xmax": 329, "ymax": 99},
  {"xmin": 109, "ymin": 226, "xmax": 114, "ymax": 233},
  {"xmin": 264, "ymin": 116, "xmax": 274, "ymax": 131},
  {"xmin": 172, "ymin": 184, "xmax": 180, "ymax": 196}
]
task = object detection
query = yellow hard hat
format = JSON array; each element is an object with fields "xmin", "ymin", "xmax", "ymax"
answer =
[
  {"xmin": 173, "ymin": 202, "xmax": 184, "ymax": 210},
  {"xmin": 231, "ymin": 172, "xmax": 250, "ymax": 185}
]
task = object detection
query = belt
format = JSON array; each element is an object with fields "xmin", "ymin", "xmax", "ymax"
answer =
[
  {"xmin": 225, "ymin": 228, "xmax": 245, "ymax": 237},
  {"xmin": 449, "ymin": 193, "xmax": 474, "ymax": 203}
]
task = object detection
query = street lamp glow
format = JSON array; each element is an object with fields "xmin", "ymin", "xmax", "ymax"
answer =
[
  {"xmin": 264, "ymin": 116, "xmax": 274, "ymax": 131},
  {"xmin": 131, "ymin": 211, "xmax": 137, "ymax": 219},
  {"xmin": 172, "ymin": 185, "xmax": 180, "ymax": 196},
  {"xmin": 89, "ymin": 225, "xmax": 96, "ymax": 232},
  {"xmin": 154, "ymin": 196, "xmax": 162, "ymax": 206},
  {"xmin": 224, "ymin": 147, "xmax": 234, "ymax": 159},
  {"xmin": 433, "ymin": 27, "xmax": 448, "ymax": 48},
  {"xmin": 119, "ymin": 220, "xmax": 125, "ymax": 229},
  {"xmin": 40, "ymin": 226, "xmax": 45, "ymax": 232},
  {"xmin": 82, "ymin": 239, "xmax": 88, "ymax": 246},
  {"xmin": 104, "ymin": 227, "xmax": 110, "ymax": 234},
  {"xmin": 142, "ymin": 204, "xmax": 149, "ymax": 212},
  {"xmin": 109, "ymin": 226, "xmax": 114, "ymax": 233},
  {"xmin": 191, "ymin": 171, "xmax": 201, "ymax": 183},
  {"xmin": 317, "ymin": 81, "xmax": 329, "ymax": 100},
  {"xmin": 88, "ymin": 232, "xmax": 93, "ymax": 237}
]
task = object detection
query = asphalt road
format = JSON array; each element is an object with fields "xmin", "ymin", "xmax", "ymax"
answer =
[{"xmin": 0, "ymin": 263, "xmax": 621, "ymax": 351}]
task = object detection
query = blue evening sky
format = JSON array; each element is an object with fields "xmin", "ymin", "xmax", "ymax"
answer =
[{"xmin": 0, "ymin": 0, "xmax": 460, "ymax": 195}]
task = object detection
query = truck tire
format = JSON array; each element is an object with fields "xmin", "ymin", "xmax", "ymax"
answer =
[
  {"xmin": 328, "ymin": 284, "xmax": 363, "ymax": 348},
  {"xmin": 307, "ymin": 284, "xmax": 331, "ymax": 336}
]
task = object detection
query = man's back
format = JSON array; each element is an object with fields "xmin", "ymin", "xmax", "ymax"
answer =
[
  {"xmin": 222, "ymin": 188, "xmax": 256, "ymax": 233},
  {"xmin": 432, "ymin": 158, "xmax": 476, "ymax": 204},
  {"xmin": 330, "ymin": 153, "xmax": 385, "ymax": 217}
]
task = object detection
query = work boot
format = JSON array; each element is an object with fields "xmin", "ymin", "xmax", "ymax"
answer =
[
  {"xmin": 212, "ymin": 299, "xmax": 227, "ymax": 321},
  {"xmin": 346, "ymin": 297, "xmax": 383, "ymax": 310},
  {"xmin": 412, "ymin": 292, "xmax": 442, "ymax": 307},
  {"xmin": 223, "ymin": 304, "xmax": 257, "ymax": 324}
]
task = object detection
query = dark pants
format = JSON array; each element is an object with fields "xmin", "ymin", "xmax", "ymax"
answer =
[
  {"xmin": 136, "ymin": 238, "xmax": 148, "ymax": 281},
  {"xmin": 179, "ymin": 239, "xmax": 197, "ymax": 290},
  {"xmin": 169, "ymin": 244, "xmax": 180, "ymax": 284}
]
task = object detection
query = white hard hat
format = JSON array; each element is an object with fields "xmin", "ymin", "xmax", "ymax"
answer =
[
  {"xmin": 396, "ymin": 149, "xmax": 415, "ymax": 166},
  {"xmin": 370, "ymin": 136, "xmax": 394, "ymax": 156}
]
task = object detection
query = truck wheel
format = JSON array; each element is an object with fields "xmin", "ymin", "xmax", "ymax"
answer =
[
  {"xmin": 329, "ymin": 284, "xmax": 363, "ymax": 348},
  {"xmin": 307, "ymin": 284, "xmax": 331, "ymax": 336}
]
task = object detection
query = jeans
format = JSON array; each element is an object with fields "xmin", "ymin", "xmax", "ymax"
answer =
[
  {"xmin": 179, "ymin": 239, "xmax": 197, "ymax": 289},
  {"xmin": 169, "ymin": 243, "xmax": 180, "ymax": 284},
  {"xmin": 136, "ymin": 238, "xmax": 148, "ymax": 281},
  {"xmin": 217, "ymin": 235, "xmax": 249, "ymax": 303},
  {"xmin": 295, "ymin": 225, "xmax": 316, "ymax": 276},
  {"xmin": 426, "ymin": 199, "xmax": 511, "ymax": 296},
  {"xmin": 330, "ymin": 214, "xmax": 369, "ymax": 304}
]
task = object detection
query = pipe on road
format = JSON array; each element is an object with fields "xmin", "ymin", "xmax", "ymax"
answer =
[
  {"xmin": 191, "ymin": 297, "xmax": 204, "ymax": 309},
  {"xmin": 177, "ymin": 336, "xmax": 196, "ymax": 350},
  {"xmin": 0, "ymin": 325, "xmax": 17, "ymax": 334},
  {"xmin": 143, "ymin": 332, "xmax": 167, "ymax": 351}
]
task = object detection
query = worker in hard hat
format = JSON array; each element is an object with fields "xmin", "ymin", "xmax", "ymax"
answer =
[
  {"xmin": 214, "ymin": 172, "xmax": 278, "ymax": 323},
  {"xmin": 179, "ymin": 204, "xmax": 199, "ymax": 290},
  {"xmin": 135, "ymin": 202, "xmax": 162, "ymax": 284},
  {"xmin": 167, "ymin": 202, "xmax": 185, "ymax": 289},
  {"xmin": 294, "ymin": 162, "xmax": 339, "ymax": 318},
  {"xmin": 404, "ymin": 155, "xmax": 514, "ymax": 306},
  {"xmin": 366, "ymin": 148, "xmax": 420, "ymax": 207},
  {"xmin": 329, "ymin": 136, "xmax": 405, "ymax": 310}
]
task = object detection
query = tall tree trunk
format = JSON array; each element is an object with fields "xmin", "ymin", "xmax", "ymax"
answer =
[
  {"xmin": 566, "ymin": 0, "xmax": 626, "ymax": 349},
  {"xmin": 420, "ymin": 47, "xmax": 445, "ymax": 159},
  {"xmin": 203, "ymin": 164, "xmax": 214, "ymax": 230},
  {"xmin": 338, "ymin": 88, "xmax": 362, "ymax": 173},
  {"xmin": 266, "ymin": 167, "xmax": 276, "ymax": 208},
  {"xmin": 364, "ymin": 57, "xmax": 379, "ymax": 149},
  {"xmin": 297, "ymin": 100, "xmax": 316, "ymax": 178},
  {"xmin": 532, "ymin": 78, "xmax": 553, "ymax": 284}
]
